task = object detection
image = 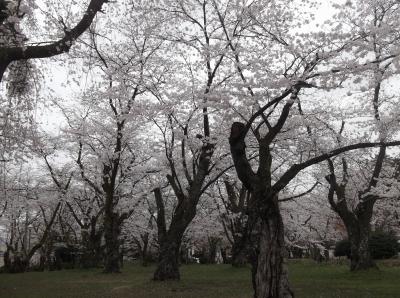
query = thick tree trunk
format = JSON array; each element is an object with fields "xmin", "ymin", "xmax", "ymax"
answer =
[
  {"xmin": 153, "ymin": 188, "xmax": 192, "ymax": 281},
  {"xmin": 153, "ymin": 235, "xmax": 182, "ymax": 280},
  {"xmin": 103, "ymin": 213, "xmax": 121, "ymax": 273},
  {"xmin": 229, "ymin": 122, "xmax": 294, "ymax": 297},
  {"xmin": 331, "ymin": 192, "xmax": 377, "ymax": 272},
  {"xmin": 231, "ymin": 210, "xmax": 259, "ymax": 267},
  {"xmin": 326, "ymin": 154, "xmax": 381, "ymax": 272},
  {"xmin": 82, "ymin": 244, "xmax": 102, "ymax": 268},
  {"xmin": 81, "ymin": 221, "xmax": 103, "ymax": 268},
  {"xmin": 253, "ymin": 200, "xmax": 293, "ymax": 298},
  {"xmin": 348, "ymin": 223, "xmax": 376, "ymax": 271}
]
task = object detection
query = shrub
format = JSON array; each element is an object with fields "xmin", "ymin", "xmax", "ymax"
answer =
[
  {"xmin": 334, "ymin": 239, "xmax": 350, "ymax": 258},
  {"xmin": 334, "ymin": 231, "xmax": 399, "ymax": 260},
  {"xmin": 369, "ymin": 231, "xmax": 399, "ymax": 259}
]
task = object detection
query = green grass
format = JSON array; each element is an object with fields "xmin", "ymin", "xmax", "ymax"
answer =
[
  {"xmin": 291, "ymin": 259, "xmax": 400, "ymax": 298},
  {"xmin": 0, "ymin": 260, "xmax": 399, "ymax": 298}
]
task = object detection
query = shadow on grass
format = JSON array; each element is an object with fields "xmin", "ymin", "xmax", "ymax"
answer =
[{"xmin": 0, "ymin": 260, "xmax": 399, "ymax": 297}]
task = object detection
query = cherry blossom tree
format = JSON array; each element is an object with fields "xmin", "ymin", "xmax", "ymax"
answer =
[
  {"xmin": 1, "ymin": 161, "xmax": 68, "ymax": 272},
  {"xmin": 146, "ymin": 0, "xmax": 236, "ymax": 281},
  {"xmin": 319, "ymin": 0, "xmax": 400, "ymax": 271},
  {"xmin": 221, "ymin": 0, "xmax": 400, "ymax": 296}
]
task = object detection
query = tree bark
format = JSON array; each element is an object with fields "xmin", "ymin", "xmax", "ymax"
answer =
[
  {"xmin": 81, "ymin": 227, "xmax": 103, "ymax": 268},
  {"xmin": 231, "ymin": 242, "xmax": 248, "ymax": 267},
  {"xmin": 230, "ymin": 217, "xmax": 254, "ymax": 267},
  {"xmin": 103, "ymin": 212, "xmax": 121, "ymax": 273},
  {"xmin": 153, "ymin": 188, "xmax": 194, "ymax": 280},
  {"xmin": 153, "ymin": 233, "xmax": 183, "ymax": 280},
  {"xmin": 253, "ymin": 197, "xmax": 293, "ymax": 298},
  {"xmin": 229, "ymin": 122, "xmax": 294, "ymax": 298},
  {"xmin": 335, "ymin": 207, "xmax": 377, "ymax": 271},
  {"xmin": 342, "ymin": 209, "xmax": 377, "ymax": 271},
  {"xmin": 348, "ymin": 225, "xmax": 376, "ymax": 271}
]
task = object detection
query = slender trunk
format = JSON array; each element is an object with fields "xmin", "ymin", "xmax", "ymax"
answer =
[
  {"xmin": 153, "ymin": 233, "xmax": 182, "ymax": 280},
  {"xmin": 2, "ymin": 248, "xmax": 29, "ymax": 273},
  {"xmin": 253, "ymin": 199, "xmax": 293, "ymax": 298},
  {"xmin": 220, "ymin": 248, "xmax": 228, "ymax": 264},
  {"xmin": 93, "ymin": 229, "xmax": 104, "ymax": 268},
  {"xmin": 141, "ymin": 233, "xmax": 149, "ymax": 266},
  {"xmin": 2, "ymin": 204, "xmax": 61, "ymax": 273},
  {"xmin": 38, "ymin": 254, "xmax": 46, "ymax": 272},
  {"xmin": 207, "ymin": 237, "xmax": 219, "ymax": 264},
  {"xmin": 231, "ymin": 243, "xmax": 248, "ymax": 267},
  {"xmin": 0, "ymin": 61, "xmax": 9, "ymax": 82}
]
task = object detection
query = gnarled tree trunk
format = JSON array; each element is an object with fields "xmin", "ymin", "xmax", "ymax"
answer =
[
  {"xmin": 254, "ymin": 197, "xmax": 293, "ymax": 298},
  {"xmin": 153, "ymin": 188, "xmax": 182, "ymax": 280},
  {"xmin": 345, "ymin": 213, "xmax": 376, "ymax": 271},
  {"xmin": 326, "ymin": 168, "xmax": 377, "ymax": 271},
  {"xmin": 348, "ymin": 228, "xmax": 375, "ymax": 271},
  {"xmin": 153, "ymin": 232, "xmax": 183, "ymax": 280},
  {"xmin": 229, "ymin": 121, "xmax": 294, "ymax": 298},
  {"xmin": 153, "ymin": 188, "xmax": 197, "ymax": 281}
]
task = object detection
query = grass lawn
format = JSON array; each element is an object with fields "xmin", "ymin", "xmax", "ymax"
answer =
[{"xmin": 0, "ymin": 260, "xmax": 399, "ymax": 298}]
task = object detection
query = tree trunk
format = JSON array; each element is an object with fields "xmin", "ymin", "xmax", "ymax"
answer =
[
  {"xmin": 231, "ymin": 239, "xmax": 248, "ymax": 267},
  {"xmin": 153, "ymin": 234, "xmax": 182, "ymax": 280},
  {"xmin": 141, "ymin": 233, "xmax": 150, "ymax": 266},
  {"xmin": 82, "ymin": 244, "xmax": 102, "ymax": 268},
  {"xmin": 348, "ymin": 223, "xmax": 376, "ymax": 271},
  {"xmin": 2, "ymin": 248, "xmax": 29, "ymax": 273},
  {"xmin": 153, "ymin": 188, "xmax": 190, "ymax": 281},
  {"xmin": 253, "ymin": 199, "xmax": 293, "ymax": 298},
  {"xmin": 207, "ymin": 237, "xmax": 220, "ymax": 264},
  {"xmin": 81, "ymin": 222, "xmax": 103, "ymax": 268},
  {"xmin": 333, "ymin": 196, "xmax": 377, "ymax": 271},
  {"xmin": 0, "ymin": 62, "xmax": 10, "ymax": 82},
  {"xmin": 229, "ymin": 123, "xmax": 294, "ymax": 297},
  {"xmin": 231, "ymin": 210, "xmax": 258, "ymax": 267},
  {"xmin": 231, "ymin": 234, "xmax": 250, "ymax": 267},
  {"xmin": 103, "ymin": 213, "xmax": 121, "ymax": 273},
  {"xmin": 326, "ymin": 157, "xmax": 380, "ymax": 272}
]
